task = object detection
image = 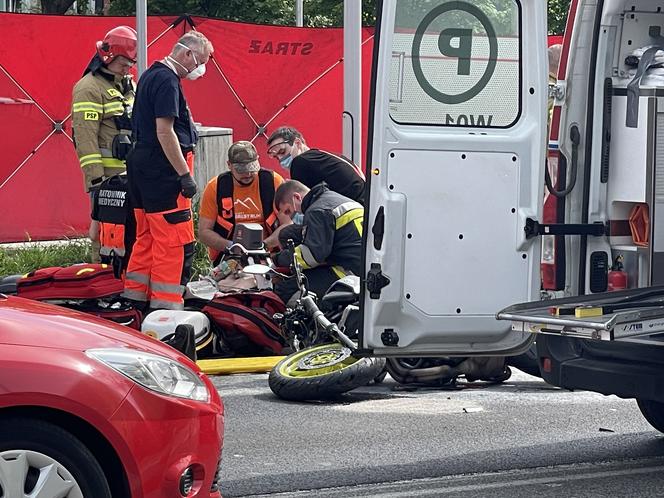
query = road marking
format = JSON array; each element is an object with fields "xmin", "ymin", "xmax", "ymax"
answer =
[
  {"xmin": 373, "ymin": 463, "xmax": 664, "ymax": 497},
  {"xmin": 333, "ymin": 397, "xmax": 484, "ymax": 415},
  {"xmin": 238, "ymin": 459, "xmax": 664, "ymax": 497},
  {"xmin": 215, "ymin": 386, "xmax": 269, "ymax": 397}
]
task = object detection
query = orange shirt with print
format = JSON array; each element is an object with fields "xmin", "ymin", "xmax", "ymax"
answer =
[{"xmin": 199, "ymin": 171, "xmax": 284, "ymax": 258}]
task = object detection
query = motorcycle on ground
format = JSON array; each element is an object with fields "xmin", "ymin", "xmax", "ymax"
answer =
[
  {"xmin": 0, "ymin": 223, "xmax": 539, "ymax": 385},
  {"xmin": 242, "ymin": 256, "xmax": 386, "ymax": 401},
  {"xmin": 242, "ymin": 241, "xmax": 535, "ymax": 401}
]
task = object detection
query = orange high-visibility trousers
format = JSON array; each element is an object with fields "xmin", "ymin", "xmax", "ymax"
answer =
[
  {"xmin": 99, "ymin": 222, "xmax": 126, "ymax": 259},
  {"xmin": 123, "ymin": 149, "xmax": 195, "ymax": 310},
  {"xmin": 122, "ymin": 208, "xmax": 151, "ymax": 303},
  {"xmin": 123, "ymin": 194, "xmax": 194, "ymax": 310}
]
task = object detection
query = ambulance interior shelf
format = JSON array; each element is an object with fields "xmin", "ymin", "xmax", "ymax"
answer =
[
  {"xmin": 605, "ymin": 69, "xmax": 659, "ymax": 286},
  {"xmin": 497, "ymin": 286, "xmax": 664, "ymax": 343},
  {"xmin": 606, "ymin": 202, "xmax": 651, "ymax": 290},
  {"xmin": 603, "ymin": 44, "xmax": 659, "ymax": 291}
]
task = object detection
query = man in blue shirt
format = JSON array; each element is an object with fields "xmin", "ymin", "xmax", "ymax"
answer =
[{"xmin": 123, "ymin": 31, "xmax": 213, "ymax": 311}]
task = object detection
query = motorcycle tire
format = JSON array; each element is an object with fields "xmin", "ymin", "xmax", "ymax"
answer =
[{"xmin": 269, "ymin": 343, "xmax": 386, "ymax": 401}]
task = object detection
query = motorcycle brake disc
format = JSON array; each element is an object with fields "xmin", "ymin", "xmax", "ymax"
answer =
[{"xmin": 297, "ymin": 346, "xmax": 352, "ymax": 370}]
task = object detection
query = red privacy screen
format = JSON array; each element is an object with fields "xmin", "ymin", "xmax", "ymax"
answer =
[{"xmin": 0, "ymin": 13, "xmax": 562, "ymax": 242}]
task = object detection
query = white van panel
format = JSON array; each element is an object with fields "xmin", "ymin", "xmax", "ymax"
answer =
[
  {"xmin": 361, "ymin": 0, "xmax": 548, "ymax": 356},
  {"xmin": 390, "ymin": 149, "xmax": 527, "ymax": 315}
]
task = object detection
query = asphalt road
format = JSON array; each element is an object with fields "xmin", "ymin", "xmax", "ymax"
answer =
[{"xmin": 212, "ymin": 369, "xmax": 664, "ymax": 497}]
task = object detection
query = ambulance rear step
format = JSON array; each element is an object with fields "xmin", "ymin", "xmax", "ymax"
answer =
[{"xmin": 497, "ymin": 286, "xmax": 664, "ymax": 342}]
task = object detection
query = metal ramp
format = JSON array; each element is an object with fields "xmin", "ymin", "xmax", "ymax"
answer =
[{"xmin": 497, "ymin": 286, "xmax": 664, "ymax": 343}]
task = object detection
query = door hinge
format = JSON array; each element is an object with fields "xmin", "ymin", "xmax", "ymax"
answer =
[
  {"xmin": 366, "ymin": 263, "xmax": 390, "ymax": 299},
  {"xmin": 524, "ymin": 218, "xmax": 609, "ymax": 239},
  {"xmin": 549, "ymin": 81, "xmax": 566, "ymax": 103}
]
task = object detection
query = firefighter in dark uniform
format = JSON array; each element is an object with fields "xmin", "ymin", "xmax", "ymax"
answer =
[
  {"xmin": 71, "ymin": 26, "xmax": 137, "ymax": 263},
  {"xmin": 122, "ymin": 31, "xmax": 213, "ymax": 311},
  {"xmin": 272, "ymin": 180, "xmax": 364, "ymax": 305}
]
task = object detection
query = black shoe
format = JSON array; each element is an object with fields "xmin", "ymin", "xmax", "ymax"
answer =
[{"xmin": 123, "ymin": 298, "xmax": 149, "ymax": 314}]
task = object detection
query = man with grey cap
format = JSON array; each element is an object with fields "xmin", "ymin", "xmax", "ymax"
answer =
[{"xmin": 198, "ymin": 140, "xmax": 284, "ymax": 265}]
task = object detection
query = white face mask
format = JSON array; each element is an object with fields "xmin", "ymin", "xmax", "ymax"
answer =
[
  {"xmin": 186, "ymin": 62, "xmax": 206, "ymax": 80},
  {"xmin": 171, "ymin": 43, "xmax": 207, "ymax": 80}
]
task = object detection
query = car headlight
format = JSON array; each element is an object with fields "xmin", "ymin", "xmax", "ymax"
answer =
[{"xmin": 86, "ymin": 348, "xmax": 209, "ymax": 402}]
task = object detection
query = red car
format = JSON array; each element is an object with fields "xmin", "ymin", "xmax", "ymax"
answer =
[{"xmin": 0, "ymin": 294, "xmax": 224, "ymax": 497}]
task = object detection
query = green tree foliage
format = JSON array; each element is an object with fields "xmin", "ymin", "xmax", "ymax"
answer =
[
  {"xmin": 107, "ymin": 0, "xmax": 567, "ymax": 33},
  {"xmin": 394, "ymin": 0, "xmax": 518, "ymax": 36},
  {"xmin": 301, "ymin": 0, "xmax": 376, "ymax": 27},
  {"xmin": 39, "ymin": 0, "xmax": 75, "ymax": 14},
  {"xmin": 108, "ymin": 0, "xmax": 374, "ymax": 23},
  {"xmin": 43, "ymin": 0, "xmax": 572, "ymax": 31},
  {"xmin": 548, "ymin": 0, "xmax": 571, "ymax": 34}
]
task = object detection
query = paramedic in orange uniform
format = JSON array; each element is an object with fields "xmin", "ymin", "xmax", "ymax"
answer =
[
  {"xmin": 198, "ymin": 141, "xmax": 284, "ymax": 265},
  {"xmin": 122, "ymin": 31, "xmax": 213, "ymax": 311}
]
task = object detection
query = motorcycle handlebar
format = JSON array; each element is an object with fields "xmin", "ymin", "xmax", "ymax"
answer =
[
  {"xmin": 225, "ymin": 243, "xmax": 249, "ymax": 255},
  {"xmin": 225, "ymin": 242, "xmax": 271, "ymax": 258}
]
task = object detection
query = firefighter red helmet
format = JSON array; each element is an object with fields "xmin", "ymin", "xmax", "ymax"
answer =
[{"xmin": 96, "ymin": 26, "xmax": 138, "ymax": 64}]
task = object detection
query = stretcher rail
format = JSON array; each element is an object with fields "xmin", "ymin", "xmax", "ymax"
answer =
[{"xmin": 497, "ymin": 286, "xmax": 664, "ymax": 342}]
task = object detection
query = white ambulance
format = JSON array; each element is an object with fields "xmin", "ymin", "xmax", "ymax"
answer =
[{"xmin": 360, "ymin": 0, "xmax": 664, "ymax": 431}]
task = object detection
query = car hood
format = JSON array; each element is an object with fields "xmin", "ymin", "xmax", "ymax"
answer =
[{"xmin": 0, "ymin": 296, "xmax": 188, "ymax": 361}]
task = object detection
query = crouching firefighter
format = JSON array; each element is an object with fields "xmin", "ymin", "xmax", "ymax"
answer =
[
  {"xmin": 71, "ymin": 25, "xmax": 137, "ymax": 263},
  {"xmin": 272, "ymin": 181, "xmax": 364, "ymax": 306}
]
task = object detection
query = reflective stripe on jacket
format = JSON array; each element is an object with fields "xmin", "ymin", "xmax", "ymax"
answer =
[
  {"xmin": 279, "ymin": 183, "xmax": 363, "ymax": 276},
  {"xmin": 71, "ymin": 69, "xmax": 135, "ymax": 190}
]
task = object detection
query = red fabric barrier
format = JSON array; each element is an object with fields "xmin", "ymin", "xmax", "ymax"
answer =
[
  {"xmin": 548, "ymin": 35, "xmax": 564, "ymax": 46},
  {"xmin": 0, "ymin": 12, "xmax": 563, "ymax": 242},
  {"xmin": 0, "ymin": 14, "xmax": 183, "ymax": 242}
]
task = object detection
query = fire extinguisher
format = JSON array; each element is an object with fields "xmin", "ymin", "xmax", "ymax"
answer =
[{"xmin": 608, "ymin": 255, "xmax": 628, "ymax": 291}]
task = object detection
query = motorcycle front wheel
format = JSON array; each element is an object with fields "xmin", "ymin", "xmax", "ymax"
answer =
[{"xmin": 269, "ymin": 343, "xmax": 386, "ymax": 401}]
